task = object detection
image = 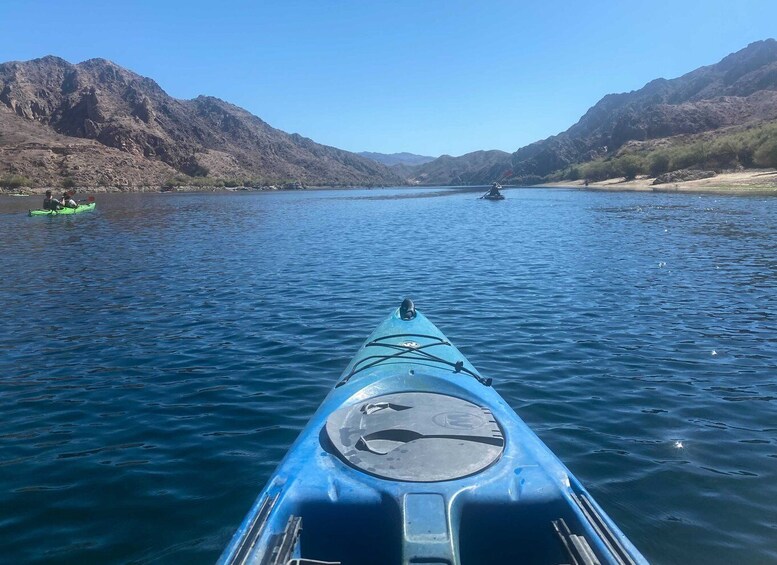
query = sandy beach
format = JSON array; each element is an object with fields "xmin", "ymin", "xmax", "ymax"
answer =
[{"xmin": 540, "ymin": 169, "xmax": 777, "ymax": 195}]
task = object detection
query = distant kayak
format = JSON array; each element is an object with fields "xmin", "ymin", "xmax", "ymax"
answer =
[
  {"xmin": 480, "ymin": 181, "xmax": 504, "ymax": 200},
  {"xmin": 219, "ymin": 299, "xmax": 647, "ymax": 565},
  {"xmin": 29, "ymin": 203, "xmax": 96, "ymax": 216}
]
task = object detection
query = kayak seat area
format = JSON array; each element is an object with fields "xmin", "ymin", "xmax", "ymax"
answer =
[
  {"xmin": 459, "ymin": 499, "xmax": 588, "ymax": 565},
  {"xmin": 295, "ymin": 500, "xmax": 401, "ymax": 565},
  {"xmin": 289, "ymin": 498, "xmax": 602, "ymax": 565}
]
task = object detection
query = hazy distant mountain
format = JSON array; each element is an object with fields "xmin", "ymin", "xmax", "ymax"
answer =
[
  {"xmin": 406, "ymin": 39, "xmax": 777, "ymax": 186},
  {"xmin": 358, "ymin": 151, "xmax": 436, "ymax": 167},
  {"xmin": 0, "ymin": 56, "xmax": 403, "ymax": 188},
  {"xmin": 406, "ymin": 150, "xmax": 511, "ymax": 185}
]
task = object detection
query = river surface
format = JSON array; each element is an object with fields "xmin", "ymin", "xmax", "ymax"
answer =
[{"xmin": 1, "ymin": 187, "xmax": 776, "ymax": 564}]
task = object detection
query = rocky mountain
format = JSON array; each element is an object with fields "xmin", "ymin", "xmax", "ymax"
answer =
[
  {"xmin": 508, "ymin": 39, "xmax": 777, "ymax": 180},
  {"xmin": 4, "ymin": 40, "xmax": 776, "ymax": 190},
  {"xmin": 0, "ymin": 56, "xmax": 403, "ymax": 188},
  {"xmin": 410, "ymin": 39, "xmax": 777, "ymax": 186},
  {"xmin": 358, "ymin": 151, "xmax": 436, "ymax": 167}
]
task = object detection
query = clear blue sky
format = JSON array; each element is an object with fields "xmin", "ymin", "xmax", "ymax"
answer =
[{"xmin": 1, "ymin": 0, "xmax": 776, "ymax": 157}]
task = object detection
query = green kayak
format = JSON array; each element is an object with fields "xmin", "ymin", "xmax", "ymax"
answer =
[{"xmin": 29, "ymin": 203, "xmax": 96, "ymax": 216}]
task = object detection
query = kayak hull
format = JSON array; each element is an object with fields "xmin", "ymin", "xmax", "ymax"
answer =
[
  {"xmin": 220, "ymin": 303, "xmax": 647, "ymax": 565},
  {"xmin": 29, "ymin": 203, "xmax": 96, "ymax": 216}
]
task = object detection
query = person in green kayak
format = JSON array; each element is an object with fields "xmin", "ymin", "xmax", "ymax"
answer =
[
  {"xmin": 43, "ymin": 190, "xmax": 62, "ymax": 210},
  {"xmin": 61, "ymin": 191, "xmax": 78, "ymax": 208}
]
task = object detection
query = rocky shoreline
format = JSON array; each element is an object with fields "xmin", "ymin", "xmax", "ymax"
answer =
[{"xmin": 1, "ymin": 183, "xmax": 327, "ymax": 196}]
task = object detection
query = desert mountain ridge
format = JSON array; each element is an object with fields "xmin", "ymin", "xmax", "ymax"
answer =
[
  {"xmin": 407, "ymin": 39, "xmax": 777, "ymax": 185},
  {"xmin": 0, "ymin": 55, "xmax": 403, "ymax": 189},
  {"xmin": 2, "ymin": 39, "xmax": 777, "ymax": 191},
  {"xmin": 358, "ymin": 151, "xmax": 436, "ymax": 167}
]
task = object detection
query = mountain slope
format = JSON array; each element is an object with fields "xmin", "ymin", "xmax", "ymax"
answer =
[
  {"xmin": 0, "ymin": 56, "xmax": 403, "ymax": 188},
  {"xmin": 405, "ymin": 39, "xmax": 777, "ymax": 186},
  {"xmin": 506, "ymin": 39, "xmax": 777, "ymax": 181},
  {"xmin": 4, "ymin": 40, "xmax": 776, "ymax": 190},
  {"xmin": 358, "ymin": 151, "xmax": 436, "ymax": 166}
]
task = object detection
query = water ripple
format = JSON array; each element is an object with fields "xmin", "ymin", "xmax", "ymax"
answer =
[{"xmin": 1, "ymin": 188, "xmax": 776, "ymax": 564}]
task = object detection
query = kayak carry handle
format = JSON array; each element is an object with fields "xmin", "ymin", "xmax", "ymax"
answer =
[{"xmin": 399, "ymin": 298, "xmax": 416, "ymax": 320}]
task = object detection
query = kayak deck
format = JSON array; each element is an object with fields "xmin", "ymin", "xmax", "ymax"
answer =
[{"xmin": 220, "ymin": 302, "xmax": 646, "ymax": 565}]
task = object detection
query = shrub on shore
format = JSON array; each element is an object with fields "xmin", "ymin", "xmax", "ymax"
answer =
[
  {"xmin": 561, "ymin": 120, "xmax": 777, "ymax": 181},
  {"xmin": 0, "ymin": 175, "xmax": 32, "ymax": 189}
]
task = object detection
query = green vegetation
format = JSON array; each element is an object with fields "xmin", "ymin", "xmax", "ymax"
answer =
[
  {"xmin": 163, "ymin": 175, "xmax": 224, "ymax": 188},
  {"xmin": 62, "ymin": 177, "xmax": 77, "ymax": 189},
  {"xmin": 0, "ymin": 175, "xmax": 32, "ymax": 189},
  {"xmin": 557, "ymin": 121, "xmax": 777, "ymax": 181}
]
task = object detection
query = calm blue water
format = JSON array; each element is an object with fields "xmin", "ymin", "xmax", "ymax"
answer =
[{"xmin": 1, "ymin": 187, "xmax": 776, "ymax": 564}]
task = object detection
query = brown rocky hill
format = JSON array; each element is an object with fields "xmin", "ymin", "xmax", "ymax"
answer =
[
  {"xmin": 0, "ymin": 56, "xmax": 403, "ymax": 188},
  {"xmin": 409, "ymin": 39, "xmax": 777, "ymax": 186}
]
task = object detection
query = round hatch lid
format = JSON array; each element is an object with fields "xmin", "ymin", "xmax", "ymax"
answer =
[{"xmin": 325, "ymin": 391, "xmax": 504, "ymax": 482}]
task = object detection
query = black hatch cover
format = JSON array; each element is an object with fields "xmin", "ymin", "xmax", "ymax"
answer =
[{"xmin": 325, "ymin": 392, "xmax": 504, "ymax": 482}]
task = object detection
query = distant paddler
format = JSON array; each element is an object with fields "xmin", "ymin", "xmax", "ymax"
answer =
[{"xmin": 481, "ymin": 182, "xmax": 504, "ymax": 199}]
